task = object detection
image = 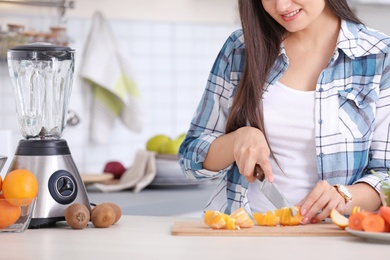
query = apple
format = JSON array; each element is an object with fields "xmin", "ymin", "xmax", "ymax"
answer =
[
  {"xmin": 103, "ymin": 161, "xmax": 126, "ymax": 179},
  {"xmin": 158, "ymin": 138, "xmax": 183, "ymax": 155},
  {"xmin": 146, "ymin": 134, "xmax": 171, "ymax": 152}
]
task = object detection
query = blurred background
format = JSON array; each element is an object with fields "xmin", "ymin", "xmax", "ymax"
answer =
[{"xmin": 0, "ymin": 0, "xmax": 389, "ymax": 177}]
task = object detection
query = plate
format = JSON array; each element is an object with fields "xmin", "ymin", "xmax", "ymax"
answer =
[
  {"xmin": 345, "ymin": 227, "xmax": 390, "ymax": 243},
  {"xmin": 80, "ymin": 173, "xmax": 114, "ymax": 185}
]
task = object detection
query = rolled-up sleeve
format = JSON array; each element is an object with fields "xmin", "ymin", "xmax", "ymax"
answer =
[
  {"xmin": 358, "ymin": 51, "xmax": 390, "ymax": 190},
  {"xmin": 178, "ymin": 30, "xmax": 244, "ymax": 180}
]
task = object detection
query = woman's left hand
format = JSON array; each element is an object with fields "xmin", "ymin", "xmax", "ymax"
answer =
[{"xmin": 298, "ymin": 181, "xmax": 345, "ymax": 224}]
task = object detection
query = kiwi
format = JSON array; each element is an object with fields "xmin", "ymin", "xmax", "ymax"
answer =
[
  {"xmin": 91, "ymin": 203, "xmax": 116, "ymax": 228},
  {"xmin": 64, "ymin": 203, "xmax": 90, "ymax": 229},
  {"xmin": 105, "ymin": 202, "xmax": 122, "ymax": 224}
]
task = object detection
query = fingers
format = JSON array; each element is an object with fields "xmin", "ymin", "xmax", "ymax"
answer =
[
  {"xmin": 300, "ymin": 181, "xmax": 345, "ymax": 224},
  {"xmin": 233, "ymin": 126, "xmax": 274, "ymax": 183}
]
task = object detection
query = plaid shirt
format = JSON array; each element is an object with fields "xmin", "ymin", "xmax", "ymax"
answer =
[{"xmin": 178, "ymin": 20, "xmax": 390, "ymax": 215}]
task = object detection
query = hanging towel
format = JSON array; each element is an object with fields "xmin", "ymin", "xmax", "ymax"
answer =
[{"xmin": 80, "ymin": 11, "xmax": 144, "ymax": 144}]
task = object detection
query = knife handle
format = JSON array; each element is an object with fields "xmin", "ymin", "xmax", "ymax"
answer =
[{"xmin": 254, "ymin": 164, "xmax": 265, "ymax": 182}]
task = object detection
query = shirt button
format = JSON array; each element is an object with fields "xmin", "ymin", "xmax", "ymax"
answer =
[
  {"xmin": 318, "ymin": 119, "xmax": 323, "ymax": 125},
  {"xmin": 319, "ymin": 153, "xmax": 324, "ymax": 158},
  {"xmin": 319, "ymin": 88, "xmax": 324, "ymax": 92}
]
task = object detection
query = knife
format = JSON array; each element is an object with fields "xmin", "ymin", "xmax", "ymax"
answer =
[{"xmin": 254, "ymin": 164, "xmax": 296, "ymax": 216}]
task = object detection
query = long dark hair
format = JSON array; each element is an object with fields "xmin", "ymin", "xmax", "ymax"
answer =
[{"xmin": 225, "ymin": 0, "xmax": 363, "ymax": 135}]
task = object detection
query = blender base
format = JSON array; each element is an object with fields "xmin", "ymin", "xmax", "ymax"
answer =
[
  {"xmin": 8, "ymin": 139, "xmax": 91, "ymax": 229},
  {"xmin": 29, "ymin": 217, "xmax": 66, "ymax": 229}
]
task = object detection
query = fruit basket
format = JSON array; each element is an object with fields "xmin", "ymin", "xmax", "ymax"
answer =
[{"xmin": 0, "ymin": 197, "xmax": 36, "ymax": 233}]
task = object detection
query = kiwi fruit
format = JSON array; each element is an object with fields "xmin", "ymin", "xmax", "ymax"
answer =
[
  {"xmin": 91, "ymin": 203, "xmax": 116, "ymax": 228},
  {"xmin": 64, "ymin": 203, "xmax": 90, "ymax": 229},
  {"xmin": 105, "ymin": 202, "xmax": 122, "ymax": 224}
]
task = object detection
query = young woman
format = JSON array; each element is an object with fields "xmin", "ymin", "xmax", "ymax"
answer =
[{"xmin": 178, "ymin": 0, "xmax": 390, "ymax": 224}]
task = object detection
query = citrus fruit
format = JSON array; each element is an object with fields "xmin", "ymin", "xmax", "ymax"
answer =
[
  {"xmin": 2, "ymin": 169, "xmax": 38, "ymax": 206},
  {"xmin": 204, "ymin": 210, "xmax": 229, "ymax": 229},
  {"xmin": 274, "ymin": 206, "xmax": 303, "ymax": 226},
  {"xmin": 230, "ymin": 208, "xmax": 254, "ymax": 228},
  {"xmin": 351, "ymin": 206, "xmax": 361, "ymax": 214},
  {"xmin": 0, "ymin": 175, "xmax": 2, "ymax": 192},
  {"xmin": 329, "ymin": 208, "xmax": 349, "ymax": 229},
  {"xmin": 253, "ymin": 211, "xmax": 280, "ymax": 226},
  {"xmin": 0, "ymin": 195, "xmax": 22, "ymax": 228}
]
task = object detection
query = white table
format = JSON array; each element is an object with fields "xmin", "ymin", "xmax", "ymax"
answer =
[{"xmin": 0, "ymin": 215, "xmax": 388, "ymax": 260}]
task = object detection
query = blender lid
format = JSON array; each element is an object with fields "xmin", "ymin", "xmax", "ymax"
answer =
[
  {"xmin": 8, "ymin": 42, "xmax": 74, "ymax": 60},
  {"xmin": 9, "ymin": 42, "xmax": 73, "ymax": 52}
]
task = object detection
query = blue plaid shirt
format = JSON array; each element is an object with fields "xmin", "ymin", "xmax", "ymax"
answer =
[{"xmin": 178, "ymin": 20, "xmax": 390, "ymax": 215}]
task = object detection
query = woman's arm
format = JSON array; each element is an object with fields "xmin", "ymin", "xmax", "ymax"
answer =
[{"xmin": 203, "ymin": 126, "xmax": 274, "ymax": 183}]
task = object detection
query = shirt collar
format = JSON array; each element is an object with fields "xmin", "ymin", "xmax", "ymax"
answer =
[
  {"xmin": 278, "ymin": 20, "xmax": 389, "ymax": 60},
  {"xmin": 337, "ymin": 19, "xmax": 389, "ymax": 59}
]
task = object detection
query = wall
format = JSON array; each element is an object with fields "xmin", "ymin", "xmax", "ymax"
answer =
[
  {"xmin": 0, "ymin": 1, "xmax": 240, "ymax": 178},
  {"xmin": 1, "ymin": 1, "xmax": 390, "ymax": 178}
]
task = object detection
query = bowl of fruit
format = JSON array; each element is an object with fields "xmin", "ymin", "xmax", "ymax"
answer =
[{"xmin": 0, "ymin": 168, "xmax": 39, "ymax": 233}]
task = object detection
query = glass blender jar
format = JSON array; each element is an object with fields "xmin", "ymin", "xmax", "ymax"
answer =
[
  {"xmin": 8, "ymin": 43, "xmax": 73, "ymax": 139},
  {"xmin": 6, "ymin": 43, "xmax": 90, "ymax": 228}
]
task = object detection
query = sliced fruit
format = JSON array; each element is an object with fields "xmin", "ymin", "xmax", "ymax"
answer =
[
  {"xmin": 204, "ymin": 210, "xmax": 228, "ymax": 229},
  {"xmin": 351, "ymin": 206, "xmax": 361, "ymax": 214},
  {"xmin": 361, "ymin": 214, "xmax": 388, "ymax": 233},
  {"xmin": 348, "ymin": 211, "xmax": 375, "ymax": 231},
  {"xmin": 329, "ymin": 208, "xmax": 349, "ymax": 229},
  {"xmin": 275, "ymin": 206, "xmax": 303, "ymax": 226},
  {"xmin": 253, "ymin": 211, "xmax": 280, "ymax": 226},
  {"xmin": 230, "ymin": 208, "xmax": 254, "ymax": 228},
  {"xmin": 379, "ymin": 206, "xmax": 390, "ymax": 225}
]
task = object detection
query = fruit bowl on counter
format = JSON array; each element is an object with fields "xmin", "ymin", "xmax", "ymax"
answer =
[
  {"xmin": 0, "ymin": 197, "xmax": 36, "ymax": 233},
  {"xmin": 145, "ymin": 133, "xmax": 219, "ymax": 186}
]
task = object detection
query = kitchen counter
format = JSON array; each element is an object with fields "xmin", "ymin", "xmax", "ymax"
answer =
[{"xmin": 0, "ymin": 215, "xmax": 388, "ymax": 260}]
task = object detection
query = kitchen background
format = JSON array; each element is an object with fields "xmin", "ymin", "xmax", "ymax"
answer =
[{"xmin": 0, "ymin": 0, "xmax": 390, "ymax": 178}]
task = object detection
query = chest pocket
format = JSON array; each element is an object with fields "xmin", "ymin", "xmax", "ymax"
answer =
[{"xmin": 338, "ymin": 86, "xmax": 379, "ymax": 139}]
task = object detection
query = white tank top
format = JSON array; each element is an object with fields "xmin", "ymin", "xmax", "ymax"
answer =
[{"xmin": 247, "ymin": 81, "xmax": 318, "ymax": 213}]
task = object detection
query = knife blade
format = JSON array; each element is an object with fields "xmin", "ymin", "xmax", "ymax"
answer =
[{"xmin": 254, "ymin": 164, "xmax": 296, "ymax": 216}]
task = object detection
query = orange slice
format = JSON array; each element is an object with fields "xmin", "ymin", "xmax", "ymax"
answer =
[
  {"xmin": 230, "ymin": 208, "xmax": 254, "ymax": 228},
  {"xmin": 253, "ymin": 211, "xmax": 280, "ymax": 226},
  {"xmin": 330, "ymin": 208, "xmax": 349, "ymax": 229}
]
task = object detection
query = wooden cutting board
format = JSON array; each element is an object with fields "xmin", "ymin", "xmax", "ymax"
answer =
[{"xmin": 171, "ymin": 220, "xmax": 351, "ymax": 237}]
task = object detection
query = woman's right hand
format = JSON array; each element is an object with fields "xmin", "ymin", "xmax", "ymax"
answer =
[{"xmin": 233, "ymin": 126, "xmax": 274, "ymax": 183}]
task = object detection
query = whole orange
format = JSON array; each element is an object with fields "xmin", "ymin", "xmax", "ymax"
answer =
[
  {"xmin": 2, "ymin": 169, "xmax": 38, "ymax": 206},
  {"xmin": 0, "ymin": 196, "xmax": 21, "ymax": 228}
]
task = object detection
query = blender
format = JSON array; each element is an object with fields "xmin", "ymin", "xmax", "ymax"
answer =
[{"xmin": 6, "ymin": 43, "xmax": 90, "ymax": 228}]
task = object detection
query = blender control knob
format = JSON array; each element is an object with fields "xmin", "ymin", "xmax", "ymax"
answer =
[{"xmin": 48, "ymin": 170, "xmax": 78, "ymax": 205}]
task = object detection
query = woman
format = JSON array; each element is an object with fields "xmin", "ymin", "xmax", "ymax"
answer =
[{"xmin": 178, "ymin": 0, "xmax": 390, "ymax": 224}]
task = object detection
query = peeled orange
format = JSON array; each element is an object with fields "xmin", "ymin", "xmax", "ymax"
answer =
[
  {"xmin": 230, "ymin": 208, "xmax": 254, "ymax": 228},
  {"xmin": 204, "ymin": 210, "xmax": 230, "ymax": 229},
  {"xmin": 253, "ymin": 211, "xmax": 280, "ymax": 226},
  {"xmin": 2, "ymin": 169, "xmax": 38, "ymax": 206},
  {"xmin": 254, "ymin": 206, "xmax": 303, "ymax": 226},
  {"xmin": 204, "ymin": 208, "xmax": 253, "ymax": 230}
]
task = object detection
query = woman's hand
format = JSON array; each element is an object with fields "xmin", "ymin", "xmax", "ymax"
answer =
[
  {"xmin": 298, "ymin": 181, "xmax": 346, "ymax": 224},
  {"xmin": 233, "ymin": 126, "xmax": 274, "ymax": 183}
]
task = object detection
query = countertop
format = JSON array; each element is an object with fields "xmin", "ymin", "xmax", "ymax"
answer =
[{"xmin": 0, "ymin": 215, "xmax": 389, "ymax": 260}]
